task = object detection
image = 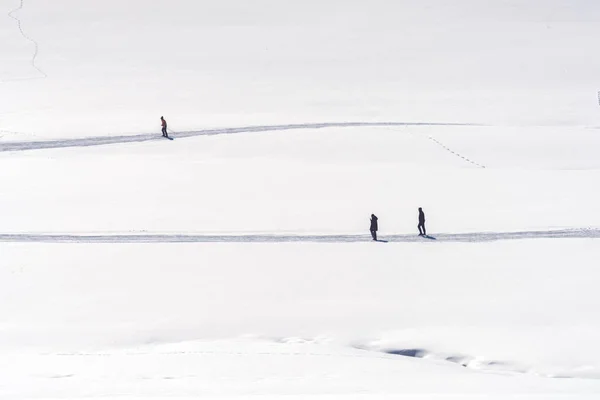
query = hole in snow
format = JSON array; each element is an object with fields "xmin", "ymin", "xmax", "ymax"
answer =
[{"xmin": 383, "ymin": 348, "xmax": 426, "ymax": 358}]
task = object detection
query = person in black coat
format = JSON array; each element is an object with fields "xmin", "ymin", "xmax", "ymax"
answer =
[
  {"xmin": 161, "ymin": 116, "xmax": 168, "ymax": 138},
  {"xmin": 370, "ymin": 214, "xmax": 378, "ymax": 241},
  {"xmin": 418, "ymin": 207, "xmax": 426, "ymax": 236}
]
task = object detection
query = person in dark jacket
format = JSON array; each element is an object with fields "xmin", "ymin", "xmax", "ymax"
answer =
[
  {"xmin": 370, "ymin": 214, "xmax": 378, "ymax": 241},
  {"xmin": 418, "ymin": 207, "xmax": 426, "ymax": 236},
  {"xmin": 161, "ymin": 116, "xmax": 169, "ymax": 138}
]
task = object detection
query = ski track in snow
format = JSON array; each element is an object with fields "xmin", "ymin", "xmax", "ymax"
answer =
[
  {"xmin": 3, "ymin": 0, "xmax": 47, "ymax": 83},
  {"xmin": 0, "ymin": 122, "xmax": 481, "ymax": 153},
  {"xmin": 0, "ymin": 229, "xmax": 597, "ymax": 243}
]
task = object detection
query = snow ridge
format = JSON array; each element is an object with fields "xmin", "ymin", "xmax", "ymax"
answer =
[{"xmin": 368, "ymin": 346, "xmax": 599, "ymax": 380}]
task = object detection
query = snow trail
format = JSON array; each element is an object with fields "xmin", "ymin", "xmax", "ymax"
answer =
[
  {"xmin": 0, "ymin": 121, "xmax": 481, "ymax": 152},
  {"xmin": 0, "ymin": 229, "xmax": 597, "ymax": 243}
]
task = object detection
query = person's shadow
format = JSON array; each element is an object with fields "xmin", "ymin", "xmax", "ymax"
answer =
[{"xmin": 422, "ymin": 235, "xmax": 436, "ymax": 240}]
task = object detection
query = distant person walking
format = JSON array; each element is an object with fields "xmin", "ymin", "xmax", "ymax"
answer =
[
  {"xmin": 370, "ymin": 214, "xmax": 379, "ymax": 241},
  {"xmin": 161, "ymin": 116, "xmax": 169, "ymax": 138},
  {"xmin": 418, "ymin": 207, "xmax": 426, "ymax": 236}
]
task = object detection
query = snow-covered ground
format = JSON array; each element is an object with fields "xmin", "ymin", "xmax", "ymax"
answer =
[
  {"xmin": 1, "ymin": 0, "xmax": 600, "ymax": 398},
  {"xmin": 1, "ymin": 240, "xmax": 600, "ymax": 398},
  {"xmin": 1, "ymin": 0, "xmax": 600, "ymax": 137}
]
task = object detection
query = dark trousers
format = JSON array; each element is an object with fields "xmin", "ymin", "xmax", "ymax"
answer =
[
  {"xmin": 162, "ymin": 127, "xmax": 168, "ymax": 137},
  {"xmin": 418, "ymin": 222, "xmax": 426, "ymax": 236},
  {"xmin": 370, "ymin": 230, "xmax": 377, "ymax": 241}
]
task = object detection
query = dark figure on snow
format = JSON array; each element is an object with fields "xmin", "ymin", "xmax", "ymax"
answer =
[
  {"xmin": 370, "ymin": 214, "xmax": 379, "ymax": 241},
  {"xmin": 161, "ymin": 116, "xmax": 169, "ymax": 138},
  {"xmin": 418, "ymin": 207, "xmax": 426, "ymax": 236}
]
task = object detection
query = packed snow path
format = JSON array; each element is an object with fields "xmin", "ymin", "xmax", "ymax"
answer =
[
  {"xmin": 0, "ymin": 121, "xmax": 479, "ymax": 152},
  {"xmin": 0, "ymin": 228, "xmax": 597, "ymax": 243}
]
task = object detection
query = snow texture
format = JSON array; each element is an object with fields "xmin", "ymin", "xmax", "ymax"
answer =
[{"xmin": 1, "ymin": 0, "xmax": 600, "ymax": 398}]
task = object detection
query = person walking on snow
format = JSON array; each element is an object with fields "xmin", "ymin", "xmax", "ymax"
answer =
[
  {"xmin": 370, "ymin": 214, "xmax": 379, "ymax": 241},
  {"xmin": 161, "ymin": 116, "xmax": 169, "ymax": 138},
  {"xmin": 418, "ymin": 207, "xmax": 426, "ymax": 236}
]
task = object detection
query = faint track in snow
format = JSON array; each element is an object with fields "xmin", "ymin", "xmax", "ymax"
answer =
[
  {"xmin": 2, "ymin": 0, "xmax": 47, "ymax": 83},
  {"xmin": 42, "ymin": 340, "xmax": 600, "ymax": 380},
  {"xmin": 0, "ymin": 121, "xmax": 481, "ymax": 153},
  {"xmin": 0, "ymin": 229, "xmax": 597, "ymax": 243},
  {"xmin": 49, "ymin": 349, "xmax": 392, "ymax": 361},
  {"xmin": 397, "ymin": 124, "xmax": 486, "ymax": 168},
  {"xmin": 427, "ymin": 135, "xmax": 486, "ymax": 168}
]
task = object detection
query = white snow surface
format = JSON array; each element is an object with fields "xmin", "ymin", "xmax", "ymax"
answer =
[{"xmin": 1, "ymin": 0, "xmax": 600, "ymax": 398}]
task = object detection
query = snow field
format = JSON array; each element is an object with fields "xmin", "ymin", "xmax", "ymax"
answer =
[
  {"xmin": 2, "ymin": 1, "xmax": 600, "ymax": 137},
  {"xmin": 0, "ymin": 126, "xmax": 599, "ymax": 234},
  {"xmin": 1, "ymin": 0, "xmax": 600, "ymax": 398},
  {"xmin": 1, "ymin": 239, "xmax": 600, "ymax": 397}
]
